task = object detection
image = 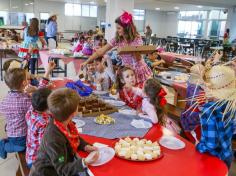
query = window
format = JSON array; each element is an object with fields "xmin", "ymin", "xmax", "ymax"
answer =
[
  {"xmin": 82, "ymin": 5, "xmax": 90, "ymax": 17},
  {"xmin": 208, "ymin": 10, "xmax": 227, "ymax": 38},
  {"xmin": 25, "ymin": 13, "xmax": 34, "ymax": 24},
  {"xmin": 65, "ymin": 3, "xmax": 97, "ymax": 17},
  {"xmin": 177, "ymin": 11, "xmax": 207, "ymax": 38},
  {"xmin": 133, "ymin": 9, "xmax": 145, "ymax": 21},
  {"xmin": 0, "ymin": 11, "xmax": 8, "ymax": 25},
  {"xmin": 40, "ymin": 13, "xmax": 49, "ymax": 20}
]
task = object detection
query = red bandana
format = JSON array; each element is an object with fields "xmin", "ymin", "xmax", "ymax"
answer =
[{"xmin": 54, "ymin": 119, "xmax": 80, "ymax": 155}]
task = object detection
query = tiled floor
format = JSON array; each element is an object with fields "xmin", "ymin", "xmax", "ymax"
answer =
[{"xmin": 0, "ymin": 50, "xmax": 235, "ymax": 175}]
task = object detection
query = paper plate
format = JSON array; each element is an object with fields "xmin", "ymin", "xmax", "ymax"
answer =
[
  {"xmin": 91, "ymin": 147, "xmax": 115, "ymax": 166},
  {"xmin": 159, "ymin": 136, "xmax": 185, "ymax": 150},
  {"xmin": 104, "ymin": 100, "xmax": 126, "ymax": 107},
  {"xmin": 93, "ymin": 90, "xmax": 108, "ymax": 95},
  {"xmin": 73, "ymin": 119, "xmax": 86, "ymax": 128},
  {"xmin": 119, "ymin": 109, "xmax": 137, "ymax": 116},
  {"xmin": 130, "ymin": 119, "xmax": 153, "ymax": 129}
]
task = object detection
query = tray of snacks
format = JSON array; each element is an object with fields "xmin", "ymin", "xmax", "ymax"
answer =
[
  {"xmin": 94, "ymin": 114, "xmax": 115, "ymax": 125},
  {"xmin": 173, "ymin": 73, "xmax": 189, "ymax": 83},
  {"xmin": 114, "ymin": 137, "xmax": 163, "ymax": 162},
  {"xmin": 78, "ymin": 96, "xmax": 118, "ymax": 117}
]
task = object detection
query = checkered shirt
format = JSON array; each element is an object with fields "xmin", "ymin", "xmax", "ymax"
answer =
[{"xmin": 196, "ymin": 101, "xmax": 234, "ymax": 161}]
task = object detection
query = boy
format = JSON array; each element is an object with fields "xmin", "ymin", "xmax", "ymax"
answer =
[
  {"xmin": 0, "ymin": 62, "xmax": 55, "ymax": 159},
  {"xmin": 25, "ymin": 88, "xmax": 52, "ymax": 168},
  {"xmin": 29, "ymin": 88, "xmax": 99, "ymax": 176},
  {"xmin": 196, "ymin": 65, "xmax": 236, "ymax": 169},
  {"xmin": 94, "ymin": 56, "xmax": 115, "ymax": 91},
  {"xmin": 144, "ymin": 51, "xmax": 165, "ymax": 69}
]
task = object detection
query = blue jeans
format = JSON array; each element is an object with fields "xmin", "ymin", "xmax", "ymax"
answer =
[
  {"xmin": 0, "ymin": 136, "xmax": 26, "ymax": 159},
  {"xmin": 29, "ymin": 58, "xmax": 37, "ymax": 74}
]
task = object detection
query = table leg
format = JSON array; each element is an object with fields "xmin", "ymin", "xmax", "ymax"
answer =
[{"xmin": 65, "ymin": 64, "xmax": 67, "ymax": 77}]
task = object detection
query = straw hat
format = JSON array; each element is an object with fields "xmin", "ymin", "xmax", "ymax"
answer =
[
  {"xmin": 49, "ymin": 13, "xmax": 57, "ymax": 18},
  {"xmin": 188, "ymin": 64, "xmax": 205, "ymax": 85}
]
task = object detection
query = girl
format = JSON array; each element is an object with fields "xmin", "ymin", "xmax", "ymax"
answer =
[
  {"xmin": 82, "ymin": 11, "xmax": 152, "ymax": 84},
  {"xmin": 82, "ymin": 37, "xmax": 93, "ymax": 56},
  {"xmin": 18, "ymin": 18, "xmax": 46, "ymax": 75},
  {"xmin": 131, "ymin": 78, "xmax": 181, "ymax": 134},
  {"xmin": 117, "ymin": 66, "xmax": 143, "ymax": 110}
]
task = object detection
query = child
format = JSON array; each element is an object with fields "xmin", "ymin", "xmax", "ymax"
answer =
[
  {"xmin": 82, "ymin": 37, "xmax": 93, "ymax": 56},
  {"xmin": 144, "ymin": 51, "xmax": 165, "ymax": 69},
  {"xmin": 73, "ymin": 36, "xmax": 85, "ymax": 53},
  {"xmin": 130, "ymin": 78, "xmax": 180, "ymax": 134},
  {"xmin": 18, "ymin": 18, "xmax": 46, "ymax": 75},
  {"xmin": 25, "ymin": 88, "xmax": 52, "ymax": 168},
  {"xmin": 29, "ymin": 88, "xmax": 99, "ymax": 176},
  {"xmin": 196, "ymin": 65, "xmax": 236, "ymax": 169},
  {"xmin": 94, "ymin": 56, "xmax": 115, "ymax": 91},
  {"xmin": 180, "ymin": 64, "xmax": 206, "ymax": 143},
  {"xmin": 117, "ymin": 66, "xmax": 143, "ymax": 110},
  {"xmin": 0, "ymin": 62, "xmax": 55, "ymax": 159}
]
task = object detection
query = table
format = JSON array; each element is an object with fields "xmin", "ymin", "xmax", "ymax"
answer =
[
  {"xmin": 39, "ymin": 50, "xmax": 86, "ymax": 76},
  {"xmin": 159, "ymin": 52, "xmax": 204, "ymax": 64},
  {"xmin": 53, "ymin": 79, "xmax": 228, "ymax": 176}
]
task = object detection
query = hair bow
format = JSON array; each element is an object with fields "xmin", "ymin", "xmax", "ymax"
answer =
[
  {"xmin": 157, "ymin": 88, "xmax": 167, "ymax": 107},
  {"xmin": 120, "ymin": 11, "xmax": 133, "ymax": 26}
]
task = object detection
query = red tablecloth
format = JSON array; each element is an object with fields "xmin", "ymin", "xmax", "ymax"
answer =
[
  {"xmin": 52, "ymin": 79, "xmax": 228, "ymax": 176},
  {"xmin": 39, "ymin": 50, "xmax": 85, "ymax": 74},
  {"xmin": 159, "ymin": 52, "xmax": 204, "ymax": 64}
]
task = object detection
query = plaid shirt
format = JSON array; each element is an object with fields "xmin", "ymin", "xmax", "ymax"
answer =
[
  {"xmin": 0, "ymin": 78, "xmax": 49, "ymax": 138},
  {"xmin": 25, "ymin": 107, "xmax": 51, "ymax": 164},
  {"xmin": 196, "ymin": 101, "xmax": 234, "ymax": 161}
]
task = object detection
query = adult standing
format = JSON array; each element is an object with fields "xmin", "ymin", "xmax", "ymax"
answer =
[
  {"xmin": 82, "ymin": 12, "xmax": 152, "ymax": 84},
  {"xmin": 46, "ymin": 14, "xmax": 58, "ymax": 46},
  {"xmin": 145, "ymin": 25, "xmax": 152, "ymax": 45}
]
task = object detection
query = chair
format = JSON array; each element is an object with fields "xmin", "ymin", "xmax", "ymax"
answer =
[{"xmin": 15, "ymin": 152, "xmax": 30, "ymax": 176}]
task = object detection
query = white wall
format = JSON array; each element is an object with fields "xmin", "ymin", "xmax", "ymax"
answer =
[
  {"xmin": 33, "ymin": 0, "xmax": 105, "ymax": 39},
  {"xmin": 145, "ymin": 10, "xmax": 178, "ymax": 38}
]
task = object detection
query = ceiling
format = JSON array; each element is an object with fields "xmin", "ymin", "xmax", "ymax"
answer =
[{"xmin": 46, "ymin": 0, "xmax": 236, "ymax": 11}]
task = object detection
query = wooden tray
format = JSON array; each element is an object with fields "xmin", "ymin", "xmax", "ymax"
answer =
[
  {"xmin": 117, "ymin": 45, "xmax": 156, "ymax": 54},
  {"xmin": 80, "ymin": 107, "xmax": 118, "ymax": 117}
]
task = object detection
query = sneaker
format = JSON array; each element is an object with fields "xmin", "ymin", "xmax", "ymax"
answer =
[{"xmin": 0, "ymin": 140, "xmax": 7, "ymax": 159}]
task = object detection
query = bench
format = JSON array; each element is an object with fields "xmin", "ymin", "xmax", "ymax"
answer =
[{"xmin": 15, "ymin": 152, "xmax": 30, "ymax": 176}]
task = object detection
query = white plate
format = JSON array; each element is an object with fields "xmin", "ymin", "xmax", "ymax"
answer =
[
  {"xmin": 119, "ymin": 109, "xmax": 137, "ymax": 116},
  {"xmin": 131, "ymin": 119, "xmax": 153, "ymax": 129},
  {"xmin": 93, "ymin": 90, "xmax": 108, "ymax": 95},
  {"xmin": 90, "ymin": 147, "xmax": 115, "ymax": 166},
  {"xmin": 104, "ymin": 100, "xmax": 126, "ymax": 107},
  {"xmin": 73, "ymin": 119, "xmax": 85, "ymax": 128},
  {"xmin": 159, "ymin": 136, "xmax": 185, "ymax": 150}
]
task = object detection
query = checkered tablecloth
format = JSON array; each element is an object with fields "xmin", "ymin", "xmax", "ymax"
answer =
[{"xmin": 77, "ymin": 112, "xmax": 150, "ymax": 139}]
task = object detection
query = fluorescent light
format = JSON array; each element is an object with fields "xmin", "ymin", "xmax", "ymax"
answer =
[
  {"xmin": 12, "ymin": 6, "xmax": 18, "ymax": 9},
  {"xmin": 30, "ymin": 2, "xmax": 34, "ymax": 5},
  {"xmin": 89, "ymin": 1, "xmax": 95, "ymax": 4},
  {"xmin": 155, "ymin": 8, "xmax": 160, "ymax": 10},
  {"xmin": 174, "ymin": 7, "xmax": 179, "ymax": 10},
  {"xmin": 197, "ymin": 5, "xmax": 203, "ymax": 8},
  {"xmin": 25, "ymin": 3, "xmax": 29, "ymax": 6}
]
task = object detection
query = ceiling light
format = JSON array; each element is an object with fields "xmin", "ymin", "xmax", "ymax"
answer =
[
  {"xmin": 197, "ymin": 5, "xmax": 203, "ymax": 8},
  {"xmin": 12, "ymin": 6, "xmax": 18, "ymax": 9},
  {"xmin": 174, "ymin": 7, "xmax": 179, "ymax": 10},
  {"xmin": 25, "ymin": 3, "xmax": 29, "ymax": 6},
  {"xmin": 155, "ymin": 8, "xmax": 160, "ymax": 10},
  {"xmin": 89, "ymin": 1, "xmax": 95, "ymax": 4},
  {"xmin": 30, "ymin": 2, "xmax": 34, "ymax": 5}
]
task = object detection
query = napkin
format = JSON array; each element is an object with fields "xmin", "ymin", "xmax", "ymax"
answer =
[{"xmin": 131, "ymin": 119, "xmax": 153, "ymax": 129}]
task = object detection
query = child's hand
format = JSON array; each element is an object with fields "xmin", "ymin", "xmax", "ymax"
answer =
[
  {"xmin": 24, "ymin": 84, "xmax": 37, "ymax": 94},
  {"xmin": 84, "ymin": 151, "xmax": 99, "ymax": 165},
  {"xmin": 47, "ymin": 61, "xmax": 56, "ymax": 73},
  {"xmin": 84, "ymin": 145, "xmax": 98, "ymax": 153}
]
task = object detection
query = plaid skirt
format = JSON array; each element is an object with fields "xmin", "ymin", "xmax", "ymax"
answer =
[{"xmin": 18, "ymin": 41, "xmax": 39, "ymax": 59}]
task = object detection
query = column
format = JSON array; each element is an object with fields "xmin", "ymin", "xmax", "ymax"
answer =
[
  {"xmin": 105, "ymin": 0, "xmax": 134, "ymax": 41},
  {"xmin": 226, "ymin": 7, "xmax": 236, "ymax": 42}
]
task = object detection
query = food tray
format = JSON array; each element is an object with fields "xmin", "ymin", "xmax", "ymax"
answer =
[{"xmin": 116, "ymin": 152, "xmax": 164, "ymax": 162}]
